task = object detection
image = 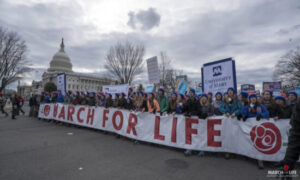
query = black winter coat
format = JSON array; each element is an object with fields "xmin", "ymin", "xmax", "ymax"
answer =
[
  {"xmin": 182, "ymin": 97, "xmax": 201, "ymax": 117},
  {"xmin": 283, "ymin": 100, "xmax": 300, "ymax": 165}
]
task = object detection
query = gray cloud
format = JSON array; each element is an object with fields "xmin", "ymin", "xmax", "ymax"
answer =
[
  {"xmin": 127, "ymin": 8, "xmax": 161, "ymax": 30},
  {"xmin": 1, "ymin": 0, "xmax": 300, "ymax": 91}
]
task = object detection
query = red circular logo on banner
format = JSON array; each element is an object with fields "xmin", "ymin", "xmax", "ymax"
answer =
[
  {"xmin": 250, "ymin": 122, "xmax": 282, "ymax": 155},
  {"xmin": 44, "ymin": 105, "xmax": 50, "ymax": 117}
]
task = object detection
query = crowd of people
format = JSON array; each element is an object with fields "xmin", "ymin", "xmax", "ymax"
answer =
[
  {"xmin": 1, "ymin": 87, "xmax": 299, "ymax": 169},
  {"xmin": 0, "ymin": 93, "xmax": 25, "ymax": 119},
  {"xmin": 39, "ymin": 87, "xmax": 298, "ymax": 122},
  {"xmin": 36, "ymin": 87, "xmax": 298, "ymax": 169}
]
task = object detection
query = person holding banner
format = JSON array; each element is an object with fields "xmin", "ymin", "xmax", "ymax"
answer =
[
  {"xmin": 219, "ymin": 88, "xmax": 241, "ymax": 118},
  {"xmin": 50, "ymin": 92, "xmax": 57, "ymax": 103},
  {"xmin": 241, "ymin": 94, "xmax": 269, "ymax": 121},
  {"xmin": 175, "ymin": 94, "xmax": 185, "ymax": 114},
  {"xmin": 273, "ymin": 96, "xmax": 293, "ymax": 120},
  {"xmin": 72, "ymin": 91, "xmax": 80, "ymax": 105},
  {"xmin": 147, "ymin": 93, "xmax": 160, "ymax": 113},
  {"xmin": 182, "ymin": 89, "xmax": 201, "ymax": 117},
  {"xmin": 87, "ymin": 91, "xmax": 96, "ymax": 106},
  {"xmin": 97, "ymin": 93, "xmax": 105, "ymax": 107},
  {"xmin": 105, "ymin": 94, "xmax": 113, "ymax": 108},
  {"xmin": 207, "ymin": 92, "xmax": 213, "ymax": 104},
  {"xmin": 212, "ymin": 92, "xmax": 223, "ymax": 116},
  {"xmin": 56, "ymin": 90, "xmax": 65, "ymax": 103},
  {"xmin": 140, "ymin": 93, "xmax": 148, "ymax": 112},
  {"xmin": 156, "ymin": 88, "xmax": 169, "ymax": 115},
  {"xmin": 134, "ymin": 92, "xmax": 143, "ymax": 111},
  {"xmin": 261, "ymin": 90, "xmax": 277, "ymax": 118},
  {"xmin": 80, "ymin": 92, "xmax": 87, "ymax": 105},
  {"xmin": 64, "ymin": 91, "xmax": 73, "ymax": 104},
  {"xmin": 42, "ymin": 92, "xmax": 51, "ymax": 104},
  {"xmin": 125, "ymin": 97, "xmax": 135, "ymax": 110},
  {"xmin": 168, "ymin": 92, "xmax": 177, "ymax": 114},
  {"xmin": 119, "ymin": 93, "xmax": 127, "ymax": 109},
  {"xmin": 113, "ymin": 93, "xmax": 120, "ymax": 108},
  {"xmin": 237, "ymin": 92, "xmax": 249, "ymax": 120},
  {"xmin": 199, "ymin": 94, "xmax": 214, "ymax": 119},
  {"xmin": 287, "ymin": 91, "xmax": 298, "ymax": 107}
]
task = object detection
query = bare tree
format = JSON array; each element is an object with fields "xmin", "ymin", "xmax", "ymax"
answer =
[
  {"xmin": 159, "ymin": 51, "xmax": 171, "ymax": 87},
  {"xmin": 273, "ymin": 47, "xmax": 300, "ymax": 87},
  {"xmin": 0, "ymin": 27, "xmax": 31, "ymax": 92},
  {"xmin": 104, "ymin": 42, "xmax": 145, "ymax": 84},
  {"xmin": 158, "ymin": 51, "xmax": 184, "ymax": 91}
]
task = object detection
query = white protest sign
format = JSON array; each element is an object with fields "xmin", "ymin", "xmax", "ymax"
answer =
[
  {"xmin": 57, "ymin": 73, "xmax": 66, "ymax": 95},
  {"xmin": 102, "ymin": 84, "xmax": 130, "ymax": 98},
  {"xmin": 202, "ymin": 58, "xmax": 236, "ymax": 95},
  {"xmin": 147, "ymin": 56, "xmax": 160, "ymax": 84}
]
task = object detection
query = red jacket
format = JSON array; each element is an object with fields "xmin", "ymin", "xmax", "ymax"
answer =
[{"xmin": 18, "ymin": 97, "xmax": 24, "ymax": 106}]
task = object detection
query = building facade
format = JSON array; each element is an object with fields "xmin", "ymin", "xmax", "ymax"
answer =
[{"xmin": 18, "ymin": 38, "xmax": 115, "ymax": 97}]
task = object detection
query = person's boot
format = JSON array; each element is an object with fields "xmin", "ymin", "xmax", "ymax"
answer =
[
  {"xmin": 257, "ymin": 160, "xmax": 264, "ymax": 169},
  {"xmin": 225, "ymin": 153, "xmax": 230, "ymax": 160},
  {"xmin": 197, "ymin": 151, "xmax": 205, "ymax": 157},
  {"xmin": 184, "ymin": 150, "xmax": 192, "ymax": 156}
]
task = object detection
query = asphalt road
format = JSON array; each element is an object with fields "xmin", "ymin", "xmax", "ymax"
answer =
[{"xmin": 0, "ymin": 109, "xmax": 299, "ymax": 180}]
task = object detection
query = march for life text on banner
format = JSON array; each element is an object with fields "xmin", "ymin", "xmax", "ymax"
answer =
[
  {"xmin": 39, "ymin": 103, "xmax": 295, "ymax": 162},
  {"xmin": 57, "ymin": 73, "xmax": 66, "ymax": 95},
  {"xmin": 102, "ymin": 84, "xmax": 130, "ymax": 98},
  {"xmin": 146, "ymin": 56, "xmax": 160, "ymax": 84},
  {"xmin": 202, "ymin": 58, "xmax": 237, "ymax": 95}
]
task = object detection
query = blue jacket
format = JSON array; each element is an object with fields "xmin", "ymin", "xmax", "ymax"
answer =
[
  {"xmin": 241, "ymin": 104, "xmax": 269, "ymax": 118},
  {"xmin": 100, "ymin": 99, "xmax": 106, "ymax": 106},
  {"xmin": 175, "ymin": 104, "xmax": 183, "ymax": 114},
  {"xmin": 56, "ymin": 94, "xmax": 65, "ymax": 103},
  {"xmin": 43, "ymin": 96, "xmax": 50, "ymax": 103},
  {"xmin": 219, "ymin": 99, "xmax": 242, "ymax": 115}
]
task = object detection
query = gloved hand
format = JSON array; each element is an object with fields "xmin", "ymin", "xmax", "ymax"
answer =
[
  {"xmin": 200, "ymin": 113, "xmax": 208, "ymax": 119},
  {"xmin": 256, "ymin": 115, "xmax": 262, "ymax": 121},
  {"xmin": 184, "ymin": 113, "xmax": 191, "ymax": 117},
  {"xmin": 237, "ymin": 115, "xmax": 242, "ymax": 121}
]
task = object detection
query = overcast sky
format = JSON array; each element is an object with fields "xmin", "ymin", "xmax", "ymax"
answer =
[{"xmin": 1, "ymin": 0, "xmax": 300, "ymax": 90}]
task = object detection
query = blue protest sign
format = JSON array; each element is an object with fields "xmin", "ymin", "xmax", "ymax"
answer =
[
  {"xmin": 178, "ymin": 80, "xmax": 189, "ymax": 94},
  {"xmin": 145, "ymin": 85, "xmax": 154, "ymax": 93}
]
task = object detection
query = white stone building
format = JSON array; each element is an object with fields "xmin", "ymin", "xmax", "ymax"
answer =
[
  {"xmin": 18, "ymin": 39, "xmax": 115, "ymax": 97},
  {"xmin": 42, "ymin": 39, "xmax": 115, "ymax": 92}
]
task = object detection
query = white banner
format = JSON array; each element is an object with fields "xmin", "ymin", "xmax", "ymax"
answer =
[
  {"xmin": 57, "ymin": 73, "xmax": 66, "ymax": 95},
  {"xmin": 202, "ymin": 58, "xmax": 236, "ymax": 95},
  {"xmin": 147, "ymin": 56, "xmax": 160, "ymax": 84},
  {"xmin": 39, "ymin": 103, "xmax": 293, "ymax": 162},
  {"xmin": 102, "ymin": 84, "xmax": 130, "ymax": 98}
]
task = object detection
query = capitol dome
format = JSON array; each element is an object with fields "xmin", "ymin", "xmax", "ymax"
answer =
[{"xmin": 48, "ymin": 38, "xmax": 73, "ymax": 72}]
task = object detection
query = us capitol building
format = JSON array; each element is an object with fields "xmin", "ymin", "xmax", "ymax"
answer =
[{"xmin": 18, "ymin": 39, "xmax": 115, "ymax": 98}]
